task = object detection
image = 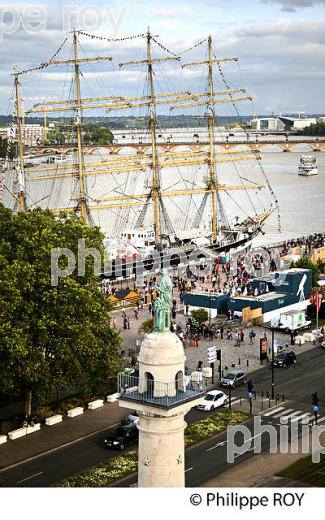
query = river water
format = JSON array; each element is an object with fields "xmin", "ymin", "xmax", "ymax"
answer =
[
  {"xmin": 6, "ymin": 146, "xmax": 324, "ymax": 246},
  {"xmin": 252, "ymin": 150, "xmax": 325, "ymax": 246}
]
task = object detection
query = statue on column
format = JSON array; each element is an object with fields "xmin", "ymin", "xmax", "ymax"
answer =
[{"xmin": 153, "ymin": 269, "xmax": 173, "ymax": 332}]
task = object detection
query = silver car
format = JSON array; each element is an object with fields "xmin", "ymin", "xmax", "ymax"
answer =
[{"xmin": 220, "ymin": 370, "xmax": 247, "ymax": 388}]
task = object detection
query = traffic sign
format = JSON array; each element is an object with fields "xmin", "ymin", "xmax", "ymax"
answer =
[{"xmin": 207, "ymin": 345, "xmax": 217, "ymax": 363}]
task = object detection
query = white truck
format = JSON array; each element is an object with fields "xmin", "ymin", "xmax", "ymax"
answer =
[{"xmin": 272, "ymin": 310, "xmax": 311, "ymax": 332}]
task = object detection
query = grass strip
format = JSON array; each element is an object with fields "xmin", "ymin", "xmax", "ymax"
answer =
[
  {"xmin": 277, "ymin": 453, "xmax": 325, "ymax": 487},
  {"xmin": 56, "ymin": 409, "xmax": 250, "ymax": 487}
]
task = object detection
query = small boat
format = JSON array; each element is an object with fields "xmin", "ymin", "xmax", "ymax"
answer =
[
  {"xmin": 46, "ymin": 154, "xmax": 69, "ymax": 165},
  {"xmin": 298, "ymin": 155, "xmax": 318, "ymax": 176}
]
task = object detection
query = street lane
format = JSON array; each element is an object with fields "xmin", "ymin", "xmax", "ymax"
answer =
[{"xmin": 1, "ymin": 345, "xmax": 324, "ymax": 487}]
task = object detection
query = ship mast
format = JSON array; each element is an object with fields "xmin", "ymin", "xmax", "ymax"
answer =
[
  {"xmin": 14, "ymin": 73, "xmax": 26, "ymax": 212},
  {"xmin": 147, "ymin": 29, "xmax": 161, "ymax": 245},
  {"xmin": 73, "ymin": 30, "xmax": 88, "ymax": 222},
  {"xmin": 25, "ymin": 32, "xmax": 269, "ymax": 233},
  {"xmin": 207, "ymin": 36, "xmax": 217, "ymax": 242}
]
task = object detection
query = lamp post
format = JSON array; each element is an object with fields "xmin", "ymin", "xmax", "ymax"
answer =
[{"xmin": 271, "ymin": 327, "xmax": 275, "ymax": 400}]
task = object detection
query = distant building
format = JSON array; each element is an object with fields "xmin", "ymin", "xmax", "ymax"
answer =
[
  {"xmin": 6, "ymin": 124, "xmax": 45, "ymax": 145},
  {"xmin": 250, "ymin": 117, "xmax": 284, "ymax": 131},
  {"xmin": 278, "ymin": 116, "xmax": 317, "ymax": 131}
]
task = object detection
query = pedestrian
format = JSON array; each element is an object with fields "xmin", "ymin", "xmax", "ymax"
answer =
[
  {"xmin": 127, "ymin": 317, "xmax": 130, "ymax": 329},
  {"xmin": 123, "ymin": 317, "xmax": 128, "ymax": 330},
  {"xmin": 220, "ymin": 325, "xmax": 224, "ymax": 339},
  {"xmin": 113, "ymin": 316, "xmax": 117, "ymax": 329},
  {"xmin": 240, "ymin": 329, "xmax": 244, "ymax": 342}
]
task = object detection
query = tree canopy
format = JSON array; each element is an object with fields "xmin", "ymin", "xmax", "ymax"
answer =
[
  {"xmin": 0, "ymin": 136, "xmax": 16, "ymax": 159},
  {"xmin": 0, "ymin": 205, "xmax": 122, "ymax": 416},
  {"xmin": 191, "ymin": 308, "xmax": 209, "ymax": 325},
  {"xmin": 291, "ymin": 256, "xmax": 320, "ymax": 287},
  {"xmin": 83, "ymin": 125, "xmax": 114, "ymax": 145},
  {"xmin": 298, "ymin": 121, "xmax": 325, "ymax": 136}
]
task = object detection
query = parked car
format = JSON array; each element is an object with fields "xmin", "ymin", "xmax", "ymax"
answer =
[
  {"xmin": 272, "ymin": 350, "xmax": 296, "ymax": 368},
  {"xmin": 197, "ymin": 390, "xmax": 228, "ymax": 411},
  {"xmin": 104, "ymin": 423, "xmax": 138, "ymax": 450},
  {"xmin": 220, "ymin": 370, "xmax": 247, "ymax": 388}
]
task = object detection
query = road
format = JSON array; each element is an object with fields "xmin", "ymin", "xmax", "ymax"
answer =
[{"xmin": 1, "ymin": 345, "xmax": 324, "ymax": 487}]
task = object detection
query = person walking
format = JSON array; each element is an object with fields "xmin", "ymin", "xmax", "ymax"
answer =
[{"xmin": 249, "ymin": 329, "xmax": 256, "ymax": 344}]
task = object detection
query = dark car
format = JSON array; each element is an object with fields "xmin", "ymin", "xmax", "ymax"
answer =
[
  {"xmin": 272, "ymin": 350, "xmax": 296, "ymax": 368},
  {"xmin": 104, "ymin": 423, "xmax": 138, "ymax": 450}
]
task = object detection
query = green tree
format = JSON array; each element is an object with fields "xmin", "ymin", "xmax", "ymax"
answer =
[
  {"xmin": 0, "ymin": 136, "xmax": 16, "ymax": 159},
  {"xmin": 138, "ymin": 319, "xmax": 154, "ymax": 334},
  {"xmin": 83, "ymin": 125, "xmax": 113, "ymax": 145},
  {"xmin": 298, "ymin": 121, "xmax": 325, "ymax": 136},
  {"xmin": 191, "ymin": 308, "xmax": 209, "ymax": 325},
  {"xmin": 291, "ymin": 256, "xmax": 320, "ymax": 287},
  {"xmin": 0, "ymin": 205, "xmax": 122, "ymax": 417},
  {"xmin": 44, "ymin": 128, "xmax": 67, "ymax": 145}
]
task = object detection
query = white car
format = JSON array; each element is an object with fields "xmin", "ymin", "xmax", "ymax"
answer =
[
  {"xmin": 197, "ymin": 390, "xmax": 228, "ymax": 411},
  {"xmin": 127, "ymin": 412, "xmax": 139, "ymax": 424}
]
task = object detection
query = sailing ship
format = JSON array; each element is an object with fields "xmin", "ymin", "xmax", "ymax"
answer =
[{"xmin": 1, "ymin": 30, "xmax": 279, "ymax": 263}]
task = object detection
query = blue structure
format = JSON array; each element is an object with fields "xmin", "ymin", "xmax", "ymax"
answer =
[
  {"xmin": 182, "ymin": 269, "xmax": 312, "ymax": 320},
  {"xmin": 229, "ymin": 269, "xmax": 312, "ymax": 317},
  {"xmin": 183, "ymin": 292, "xmax": 229, "ymax": 314}
]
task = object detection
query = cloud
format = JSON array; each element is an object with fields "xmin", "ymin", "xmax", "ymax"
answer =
[
  {"xmin": 0, "ymin": 3, "xmax": 324, "ymax": 115},
  {"xmin": 262, "ymin": 0, "xmax": 325, "ymax": 11}
]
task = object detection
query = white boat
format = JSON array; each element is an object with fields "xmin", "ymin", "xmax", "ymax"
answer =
[
  {"xmin": 46, "ymin": 154, "xmax": 69, "ymax": 165},
  {"xmin": 298, "ymin": 155, "xmax": 318, "ymax": 176}
]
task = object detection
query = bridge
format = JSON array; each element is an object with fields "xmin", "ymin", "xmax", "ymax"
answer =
[{"xmin": 30, "ymin": 137, "xmax": 325, "ymax": 156}]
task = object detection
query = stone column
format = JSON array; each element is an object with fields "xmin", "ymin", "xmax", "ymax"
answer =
[{"xmin": 138, "ymin": 412, "xmax": 187, "ymax": 487}]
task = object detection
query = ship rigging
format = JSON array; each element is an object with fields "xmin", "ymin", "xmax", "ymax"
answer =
[{"xmin": 1, "ymin": 29, "xmax": 279, "ymax": 257}]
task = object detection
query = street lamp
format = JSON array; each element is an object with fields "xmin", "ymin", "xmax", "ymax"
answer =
[
  {"xmin": 263, "ymin": 321, "xmax": 278, "ymax": 400},
  {"xmin": 271, "ymin": 326, "xmax": 275, "ymax": 400}
]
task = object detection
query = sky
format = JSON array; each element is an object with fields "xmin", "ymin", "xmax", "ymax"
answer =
[{"xmin": 0, "ymin": 0, "xmax": 324, "ymax": 115}]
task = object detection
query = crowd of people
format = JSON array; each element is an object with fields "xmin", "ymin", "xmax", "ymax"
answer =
[{"xmin": 279, "ymin": 233, "xmax": 325, "ymax": 257}]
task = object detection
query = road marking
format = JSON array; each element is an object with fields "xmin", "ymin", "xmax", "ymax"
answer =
[
  {"xmin": 185, "ymin": 467, "xmax": 193, "ymax": 473},
  {"xmin": 206, "ymin": 440, "xmax": 227, "ymax": 452},
  {"xmin": 281, "ymin": 410, "xmax": 302, "ymax": 420},
  {"xmin": 17, "ymin": 471, "xmax": 43, "ymax": 484},
  {"xmin": 291, "ymin": 413, "xmax": 312, "ymax": 423},
  {"xmin": 272, "ymin": 408, "xmax": 294, "ymax": 419},
  {"xmin": 276, "ymin": 411, "xmax": 302, "ymax": 423},
  {"xmin": 234, "ymin": 434, "xmax": 263, "ymax": 459},
  {"xmin": 230, "ymin": 398, "xmax": 241, "ymax": 405},
  {"xmin": 262, "ymin": 407, "xmax": 285, "ymax": 417}
]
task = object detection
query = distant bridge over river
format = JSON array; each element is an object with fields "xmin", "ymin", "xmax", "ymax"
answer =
[{"xmin": 30, "ymin": 136, "xmax": 325, "ymax": 156}]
